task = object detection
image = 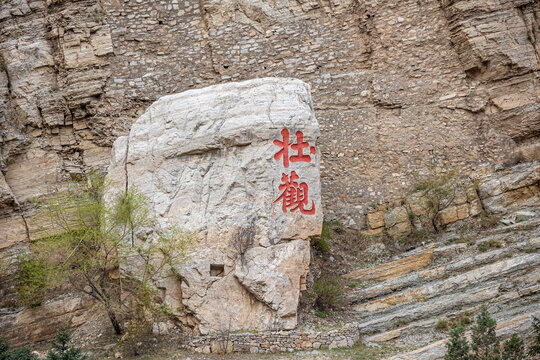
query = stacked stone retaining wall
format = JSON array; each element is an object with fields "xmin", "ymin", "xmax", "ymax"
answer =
[{"xmin": 182, "ymin": 326, "xmax": 360, "ymax": 354}]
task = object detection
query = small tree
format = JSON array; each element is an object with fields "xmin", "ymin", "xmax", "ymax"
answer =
[
  {"xmin": 46, "ymin": 328, "xmax": 87, "ymax": 360},
  {"xmin": 19, "ymin": 173, "xmax": 192, "ymax": 338},
  {"xmin": 470, "ymin": 306, "xmax": 500, "ymax": 360},
  {"xmin": 445, "ymin": 326, "xmax": 471, "ymax": 360},
  {"xmin": 414, "ymin": 166, "xmax": 470, "ymax": 232},
  {"xmin": 502, "ymin": 334, "xmax": 526, "ymax": 360}
]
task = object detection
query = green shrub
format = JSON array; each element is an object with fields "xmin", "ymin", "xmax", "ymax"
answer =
[
  {"xmin": 477, "ymin": 239, "xmax": 502, "ymax": 252},
  {"xmin": 315, "ymin": 311, "xmax": 325, "ymax": 318},
  {"xmin": 311, "ymin": 276, "xmax": 343, "ymax": 311},
  {"xmin": 478, "ymin": 242, "xmax": 488, "ymax": 252},
  {"xmin": 313, "ymin": 221, "xmax": 332, "ymax": 253},
  {"xmin": 445, "ymin": 308, "xmax": 540, "ymax": 360},
  {"xmin": 0, "ymin": 338, "xmax": 38, "ymax": 360},
  {"xmin": 470, "ymin": 306, "xmax": 500, "ymax": 360},
  {"xmin": 313, "ymin": 238, "xmax": 330, "ymax": 253},
  {"xmin": 436, "ymin": 319, "xmax": 449, "ymax": 331},
  {"xmin": 445, "ymin": 326, "xmax": 470, "ymax": 360},
  {"xmin": 46, "ymin": 328, "xmax": 87, "ymax": 360},
  {"xmin": 321, "ymin": 221, "xmax": 332, "ymax": 241},
  {"xmin": 6, "ymin": 348, "xmax": 37, "ymax": 360},
  {"xmin": 503, "ymin": 334, "xmax": 526, "ymax": 360},
  {"xmin": 16, "ymin": 255, "xmax": 50, "ymax": 307}
]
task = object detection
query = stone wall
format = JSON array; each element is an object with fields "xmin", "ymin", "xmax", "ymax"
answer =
[
  {"xmin": 182, "ymin": 326, "xmax": 359, "ymax": 354},
  {"xmin": 2, "ymin": 0, "xmax": 539, "ymax": 234}
]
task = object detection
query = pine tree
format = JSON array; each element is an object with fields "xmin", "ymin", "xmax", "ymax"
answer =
[
  {"xmin": 0, "ymin": 339, "xmax": 37, "ymax": 360},
  {"xmin": 445, "ymin": 326, "xmax": 471, "ymax": 360},
  {"xmin": 471, "ymin": 306, "xmax": 500, "ymax": 360},
  {"xmin": 5, "ymin": 348, "xmax": 37, "ymax": 360},
  {"xmin": 46, "ymin": 329, "xmax": 87, "ymax": 360},
  {"xmin": 502, "ymin": 334, "xmax": 526, "ymax": 360}
]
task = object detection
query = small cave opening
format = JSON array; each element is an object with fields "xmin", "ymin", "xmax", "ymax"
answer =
[{"xmin": 210, "ymin": 264, "xmax": 225, "ymax": 277}]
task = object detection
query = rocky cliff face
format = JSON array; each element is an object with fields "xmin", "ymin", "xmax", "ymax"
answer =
[{"xmin": 0, "ymin": 0, "xmax": 539, "ymax": 346}]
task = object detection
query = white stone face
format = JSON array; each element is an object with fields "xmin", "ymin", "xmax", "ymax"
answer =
[{"xmin": 107, "ymin": 78, "xmax": 322, "ymax": 334}]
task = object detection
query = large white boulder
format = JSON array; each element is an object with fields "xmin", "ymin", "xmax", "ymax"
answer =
[{"xmin": 107, "ymin": 78, "xmax": 322, "ymax": 334}]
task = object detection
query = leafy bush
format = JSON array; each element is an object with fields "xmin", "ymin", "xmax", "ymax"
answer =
[
  {"xmin": 436, "ymin": 319, "xmax": 449, "ymax": 331},
  {"xmin": 315, "ymin": 311, "xmax": 325, "ymax": 318},
  {"xmin": 313, "ymin": 238, "xmax": 330, "ymax": 253},
  {"xmin": 46, "ymin": 328, "xmax": 87, "ymax": 360},
  {"xmin": 15, "ymin": 255, "xmax": 50, "ymax": 307},
  {"xmin": 310, "ymin": 276, "xmax": 343, "ymax": 311}
]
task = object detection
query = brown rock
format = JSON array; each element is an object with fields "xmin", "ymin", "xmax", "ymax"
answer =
[
  {"xmin": 367, "ymin": 210, "xmax": 385, "ymax": 229},
  {"xmin": 344, "ymin": 248, "xmax": 434, "ymax": 281}
]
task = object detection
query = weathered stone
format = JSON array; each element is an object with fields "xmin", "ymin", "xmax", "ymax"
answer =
[
  {"xmin": 0, "ymin": 215, "xmax": 27, "ymax": 249},
  {"xmin": 235, "ymin": 240, "xmax": 310, "ymax": 323},
  {"xmin": 366, "ymin": 242, "xmax": 386, "ymax": 256},
  {"xmin": 387, "ymin": 221, "xmax": 412, "ymax": 239},
  {"xmin": 344, "ymin": 248, "xmax": 434, "ymax": 282},
  {"xmin": 0, "ymin": 173, "xmax": 16, "ymax": 209},
  {"xmin": 406, "ymin": 193, "xmax": 429, "ymax": 217},
  {"xmin": 5, "ymin": 150, "xmax": 62, "ymax": 203},
  {"xmin": 0, "ymin": 294, "xmax": 94, "ymax": 347},
  {"xmin": 384, "ymin": 207, "xmax": 409, "ymax": 228},
  {"xmin": 367, "ymin": 210, "xmax": 385, "ymax": 229},
  {"xmin": 479, "ymin": 162, "xmax": 540, "ymax": 213},
  {"xmin": 438, "ymin": 206, "xmax": 458, "ymax": 226},
  {"xmin": 361, "ymin": 228, "xmax": 384, "ymax": 236},
  {"xmin": 107, "ymin": 78, "xmax": 322, "ymax": 334}
]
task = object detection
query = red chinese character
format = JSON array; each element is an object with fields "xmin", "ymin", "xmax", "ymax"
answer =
[
  {"xmin": 274, "ymin": 129, "xmax": 316, "ymax": 167},
  {"xmin": 290, "ymin": 130, "xmax": 316, "ymax": 164},
  {"xmin": 274, "ymin": 171, "xmax": 315, "ymax": 215},
  {"xmin": 273, "ymin": 129, "xmax": 291, "ymax": 168}
]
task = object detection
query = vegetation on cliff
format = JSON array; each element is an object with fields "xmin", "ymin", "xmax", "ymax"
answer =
[{"xmin": 15, "ymin": 173, "xmax": 192, "ymax": 348}]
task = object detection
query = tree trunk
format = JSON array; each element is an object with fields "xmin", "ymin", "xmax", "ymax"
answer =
[{"xmin": 105, "ymin": 304, "xmax": 123, "ymax": 335}]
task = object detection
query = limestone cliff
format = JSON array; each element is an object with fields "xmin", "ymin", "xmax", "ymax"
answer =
[{"xmin": 0, "ymin": 0, "xmax": 539, "ymax": 347}]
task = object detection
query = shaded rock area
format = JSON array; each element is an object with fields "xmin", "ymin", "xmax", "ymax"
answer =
[{"xmin": 106, "ymin": 78, "xmax": 322, "ymax": 335}]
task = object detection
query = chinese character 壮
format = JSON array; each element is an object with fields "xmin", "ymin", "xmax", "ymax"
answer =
[{"xmin": 273, "ymin": 129, "xmax": 316, "ymax": 168}]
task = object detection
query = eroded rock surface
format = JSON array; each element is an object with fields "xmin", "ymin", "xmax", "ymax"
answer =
[{"xmin": 107, "ymin": 77, "xmax": 322, "ymax": 334}]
